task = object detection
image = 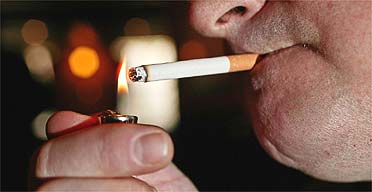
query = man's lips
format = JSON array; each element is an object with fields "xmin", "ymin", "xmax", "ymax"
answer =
[
  {"xmin": 255, "ymin": 53, "xmax": 269, "ymax": 64},
  {"xmin": 253, "ymin": 44, "xmax": 307, "ymax": 68},
  {"xmin": 254, "ymin": 50, "xmax": 277, "ymax": 67},
  {"xmin": 255, "ymin": 49, "xmax": 281, "ymax": 64}
]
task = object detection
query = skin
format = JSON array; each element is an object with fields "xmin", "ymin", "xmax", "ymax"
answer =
[
  {"xmin": 190, "ymin": 0, "xmax": 371, "ymax": 182},
  {"xmin": 31, "ymin": 111, "xmax": 197, "ymax": 191},
  {"xmin": 31, "ymin": 1, "xmax": 371, "ymax": 191}
]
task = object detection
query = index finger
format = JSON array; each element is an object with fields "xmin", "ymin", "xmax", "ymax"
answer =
[{"xmin": 46, "ymin": 111, "xmax": 99, "ymax": 139}]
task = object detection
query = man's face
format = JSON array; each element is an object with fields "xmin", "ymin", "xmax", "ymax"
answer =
[{"xmin": 189, "ymin": 1, "xmax": 371, "ymax": 181}]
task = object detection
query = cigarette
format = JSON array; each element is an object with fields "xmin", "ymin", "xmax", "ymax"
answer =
[{"xmin": 128, "ymin": 53, "xmax": 259, "ymax": 82}]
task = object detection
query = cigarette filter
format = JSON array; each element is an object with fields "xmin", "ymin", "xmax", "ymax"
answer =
[{"xmin": 129, "ymin": 54, "xmax": 259, "ymax": 82}]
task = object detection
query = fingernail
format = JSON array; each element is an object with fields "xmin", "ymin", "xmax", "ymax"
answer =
[{"xmin": 134, "ymin": 132, "xmax": 168, "ymax": 165}]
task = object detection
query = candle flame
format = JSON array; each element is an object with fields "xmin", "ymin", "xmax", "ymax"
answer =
[{"xmin": 117, "ymin": 58, "xmax": 129, "ymax": 94}]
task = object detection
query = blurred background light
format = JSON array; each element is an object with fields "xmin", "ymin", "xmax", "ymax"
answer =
[
  {"xmin": 110, "ymin": 37, "xmax": 127, "ymax": 62},
  {"xmin": 23, "ymin": 45, "xmax": 55, "ymax": 84},
  {"xmin": 119, "ymin": 35, "xmax": 177, "ymax": 64},
  {"xmin": 2, "ymin": 24, "xmax": 24, "ymax": 52},
  {"xmin": 44, "ymin": 40, "xmax": 61, "ymax": 65},
  {"xmin": 68, "ymin": 23, "xmax": 97, "ymax": 47},
  {"xmin": 75, "ymin": 80, "xmax": 103, "ymax": 105},
  {"xmin": 21, "ymin": 19, "xmax": 48, "ymax": 45},
  {"xmin": 68, "ymin": 46, "xmax": 100, "ymax": 79},
  {"xmin": 56, "ymin": 22, "xmax": 116, "ymax": 113},
  {"xmin": 117, "ymin": 35, "xmax": 179, "ymax": 131},
  {"xmin": 124, "ymin": 17, "xmax": 151, "ymax": 36},
  {"xmin": 179, "ymin": 39, "xmax": 208, "ymax": 60},
  {"xmin": 32, "ymin": 109, "xmax": 55, "ymax": 140}
]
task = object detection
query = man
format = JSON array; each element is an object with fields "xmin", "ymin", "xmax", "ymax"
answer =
[{"xmin": 31, "ymin": 1, "xmax": 371, "ymax": 190}]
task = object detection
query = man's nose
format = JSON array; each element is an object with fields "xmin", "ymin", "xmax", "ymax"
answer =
[{"xmin": 189, "ymin": 0, "xmax": 266, "ymax": 38}]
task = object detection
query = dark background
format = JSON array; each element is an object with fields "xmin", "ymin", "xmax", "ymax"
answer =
[{"xmin": 1, "ymin": 1, "xmax": 371, "ymax": 191}]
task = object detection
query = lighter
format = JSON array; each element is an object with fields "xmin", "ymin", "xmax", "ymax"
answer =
[{"xmin": 97, "ymin": 109, "xmax": 138, "ymax": 124}]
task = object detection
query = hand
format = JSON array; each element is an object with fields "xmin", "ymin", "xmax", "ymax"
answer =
[{"xmin": 29, "ymin": 111, "xmax": 197, "ymax": 191}]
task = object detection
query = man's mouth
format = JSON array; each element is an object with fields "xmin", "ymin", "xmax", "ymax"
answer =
[
  {"xmin": 253, "ymin": 44, "xmax": 311, "ymax": 68},
  {"xmin": 255, "ymin": 53, "xmax": 269, "ymax": 64},
  {"xmin": 254, "ymin": 49, "xmax": 280, "ymax": 66}
]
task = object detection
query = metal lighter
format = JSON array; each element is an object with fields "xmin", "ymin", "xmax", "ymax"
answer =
[{"xmin": 97, "ymin": 109, "xmax": 138, "ymax": 124}]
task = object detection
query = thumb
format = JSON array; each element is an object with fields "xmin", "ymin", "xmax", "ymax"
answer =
[{"xmin": 46, "ymin": 111, "xmax": 99, "ymax": 139}]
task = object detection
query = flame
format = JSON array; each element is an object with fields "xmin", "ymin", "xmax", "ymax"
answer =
[{"xmin": 117, "ymin": 58, "xmax": 129, "ymax": 94}]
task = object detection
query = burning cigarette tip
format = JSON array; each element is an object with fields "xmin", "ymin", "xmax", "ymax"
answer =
[{"xmin": 128, "ymin": 66, "xmax": 147, "ymax": 82}]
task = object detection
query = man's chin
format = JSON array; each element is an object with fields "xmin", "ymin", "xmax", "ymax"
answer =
[
  {"xmin": 247, "ymin": 46, "xmax": 326, "ymax": 177},
  {"xmin": 246, "ymin": 46, "xmax": 371, "ymax": 182}
]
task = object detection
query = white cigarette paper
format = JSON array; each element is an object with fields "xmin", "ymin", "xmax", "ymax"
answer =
[{"xmin": 129, "ymin": 54, "xmax": 259, "ymax": 82}]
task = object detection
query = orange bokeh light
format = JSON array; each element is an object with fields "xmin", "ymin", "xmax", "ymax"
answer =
[
  {"xmin": 68, "ymin": 23, "xmax": 97, "ymax": 47},
  {"xmin": 68, "ymin": 46, "xmax": 99, "ymax": 79},
  {"xmin": 117, "ymin": 58, "xmax": 129, "ymax": 94}
]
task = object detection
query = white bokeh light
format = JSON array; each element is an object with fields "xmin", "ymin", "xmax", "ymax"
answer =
[{"xmin": 23, "ymin": 45, "xmax": 55, "ymax": 84}]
